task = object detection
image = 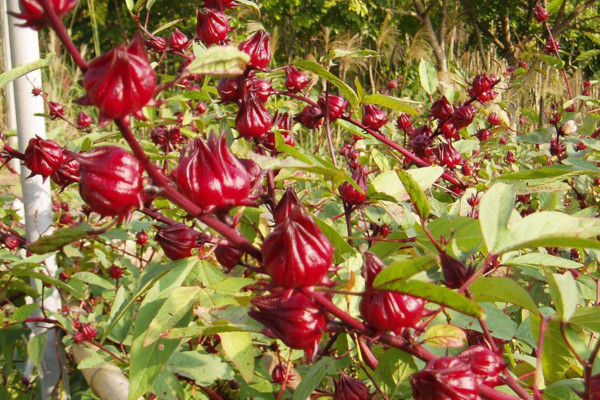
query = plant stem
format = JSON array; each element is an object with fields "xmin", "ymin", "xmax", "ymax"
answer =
[{"xmin": 533, "ymin": 316, "xmax": 549, "ymax": 399}]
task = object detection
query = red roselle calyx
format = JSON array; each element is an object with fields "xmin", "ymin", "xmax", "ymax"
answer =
[
  {"xmin": 437, "ymin": 142, "xmax": 463, "ymax": 169},
  {"xmin": 431, "ymin": 96, "xmax": 453, "ymax": 120},
  {"xmin": 318, "ymin": 94, "xmax": 348, "ymax": 121},
  {"xmin": 361, "ymin": 104, "xmax": 388, "ymax": 130},
  {"xmin": 452, "ymin": 104, "xmax": 476, "ymax": 129},
  {"xmin": 265, "ymin": 111, "xmax": 295, "ymax": 149},
  {"xmin": 175, "ymin": 132, "xmax": 251, "ymax": 212},
  {"xmin": 334, "ymin": 374, "xmax": 373, "ymax": 400},
  {"xmin": 533, "ymin": 5, "xmax": 550, "ymax": 23},
  {"xmin": 48, "ymin": 102, "xmax": 65, "ymax": 120},
  {"xmin": 487, "ymin": 112, "xmax": 501, "ymax": 125},
  {"xmin": 262, "ymin": 188, "xmax": 334, "ymax": 288},
  {"xmin": 236, "ymin": 97, "xmax": 273, "ymax": 138},
  {"xmin": 458, "ymin": 345, "xmax": 506, "ymax": 388},
  {"xmin": 203, "ymin": 0, "xmax": 237, "ymax": 9},
  {"xmin": 108, "ymin": 265, "xmax": 123, "ymax": 280},
  {"xmin": 217, "ymin": 77, "xmax": 242, "ymax": 104},
  {"xmin": 249, "ymin": 290, "xmax": 327, "ymax": 358},
  {"xmin": 156, "ymin": 224, "xmax": 203, "ymax": 260},
  {"xmin": 24, "ymin": 136, "xmax": 65, "ymax": 180},
  {"xmin": 136, "ymin": 231, "xmax": 148, "ymax": 246},
  {"xmin": 195, "ymin": 8, "xmax": 232, "ymax": 45},
  {"xmin": 214, "ymin": 245, "xmax": 242, "ymax": 270},
  {"xmin": 294, "ymin": 105, "xmax": 323, "ymax": 129},
  {"xmin": 439, "ymin": 252, "xmax": 475, "ymax": 289},
  {"xmin": 397, "ymin": 113, "xmax": 412, "ymax": 131},
  {"xmin": 51, "ymin": 157, "xmax": 79, "ymax": 190},
  {"xmin": 75, "ymin": 146, "xmax": 143, "ymax": 220},
  {"xmin": 338, "ymin": 166, "xmax": 368, "ymax": 205},
  {"xmin": 13, "ymin": 0, "xmax": 78, "ymax": 30},
  {"xmin": 145, "ymin": 36, "xmax": 167, "ymax": 52},
  {"xmin": 285, "ymin": 66, "xmax": 310, "ymax": 93},
  {"xmin": 248, "ymin": 78, "xmax": 272, "ymax": 103},
  {"xmin": 545, "ymin": 37, "xmax": 560, "ymax": 54},
  {"xmin": 239, "ymin": 30, "xmax": 271, "ymax": 70},
  {"xmin": 81, "ymin": 33, "xmax": 156, "ymax": 126},
  {"xmin": 168, "ymin": 28, "xmax": 191, "ymax": 51},
  {"xmin": 410, "ymin": 357, "xmax": 480, "ymax": 400},
  {"xmin": 77, "ymin": 112, "xmax": 93, "ymax": 128},
  {"xmin": 359, "ymin": 252, "xmax": 426, "ymax": 333}
]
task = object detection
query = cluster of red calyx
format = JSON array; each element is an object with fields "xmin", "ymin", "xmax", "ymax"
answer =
[
  {"xmin": 150, "ymin": 126, "xmax": 187, "ymax": 153},
  {"xmin": 468, "ymin": 74, "xmax": 497, "ymax": 104},
  {"xmin": 72, "ymin": 322, "xmax": 97, "ymax": 343},
  {"xmin": 23, "ymin": 136, "xmax": 65, "ymax": 180},
  {"xmin": 1, "ymin": 232, "xmax": 26, "ymax": 251},
  {"xmin": 338, "ymin": 165, "xmax": 369, "ymax": 205},
  {"xmin": 12, "ymin": 0, "xmax": 78, "ymax": 30},
  {"xmin": 359, "ymin": 252, "xmax": 427, "ymax": 333},
  {"xmin": 155, "ymin": 223, "xmax": 204, "ymax": 260}
]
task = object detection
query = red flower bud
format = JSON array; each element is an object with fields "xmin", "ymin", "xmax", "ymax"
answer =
[
  {"xmin": 334, "ymin": 374, "xmax": 373, "ymax": 400},
  {"xmin": 271, "ymin": 364, "xmax": 292, "ymax": 384},
  {"xmin": 285, "ymin": 66, "xmax": 310, "ymax": 93},
  {"xmin": 156, "ymin": 224, "xmax": 203, "ymax": 260},
  {"xmin": 136, "ymin": 231, "xmax": 148, "ymax": 246},
  {"xmin": 338, "ymin": 166, "xmax": 368, "ymax": 205},
  {"xmin": 505, "ymin": 151, "xmax": 516, "ymax": 163},
  {"xmin": 215, "ymin": 246, "xmax": 242, "ymax": 270},
  {"xmin": 437, "ymin": 143, "xmax": 462, "ymax": 169},
  {"xmin": 533, "ymin": 6, "xmax": 550, "ymax": 23},
  {"xmin": 239, "ymin": 30, "xmax": 271, "ymax": 70},
  {"xmin": 72, "ymin": 331, "xmax": 85, "ymax": 343},
  {"xmin": 262, "ymin": 190, "xmax": 334, "ymax": 288},
  {"xmin": 318, "ymin": 94, "xmax": 348, "ymax": 121},
  {"xmin": 409, "ymin": 134, "xmax": 434, "ymax": 163},
  {"xmin": 477, "ymin": 129, "xmax": 492, "ymax": 141},
  {"xmin": 265, "ymin": 112, "xmax": 296, "ymax": 149},
  {"xmin": 59, "ymin": 213, "xmax": 74, "ymax": 226},
  {"xmin": 458, "ymin": 346, "xmax": 506, "ymax": 388},
  {"xmin": 397, "ymin": 113, "xmax": 412, "ymax": 131},
  {"xmin": 196, "ymin": 9, "xmax": 232, "ymax": 46},
  {"xmin": 3, "ymin": 234, "xmax": 23, "ymax": 250},
  {"xmin": 217, "ymin": 77, "xmax": 242, "ymax": 104},
  {"xmin": 359, "ymin": 252, "xmax": 426, "ymax": 333},
  {"xmin": 108, "ymin": 265, "xmax": 123, "ymax": 280},
  {"xmin": 175, "ymin": 132, "xmax": 251, "ymax": 211},
  {"xmin": 203, "ymin": 0, "xmax": 237, "ymax": 9},
  {"xmin": 248, "ymin": 78, "xmax": 272, "ymax": 103},
  {"xmin": 51, "ymin": 156, "xmax": 79, "ymax": 190},
  {"xmin": 431, "ymin": 96, "xmax": 453, "ymax": 120},
  {"xmin": 468, "ymin": 74, "xmax": 494, "ymax": 98},
  {"xmin": 249, "ymin": 290, "xmax": 326, "ymax": 358},
  {"xmin": 440, "ymin": 252, "xmax": 475, "ymax": 289},
  {"xmin": 501, "ymin": 136, "xmax": 509, "ymax": 145},
  {"xmin": 79, "ymin": 323, "xmax": 97, "ymax": 341},
  {"xmin": 24, "ymin": 136, "xmax": 65, "ymax": 180},
  {"xmin": 462, "ymin": 163, "xmax": 473, "ymax": 176},
  {"xmin": 362, "ymin": 104, "xmax": 388, "ymax": 130},
  {"xmin": 452, "ymin": 105, "xmax": 476, "ymax": 129},
  {"xmin": 294, "ymin": 105, "xmax": 323, "ymax": 129},
  {"xmin": 77, "ymin": 111, "xmax": 93, "ymax": 128},
  {"xmin": 441, "ymin": 120, "xmax": 459, "ymax": 140},
  {"xmin": 144, "ymin": 36, "xmax": 167, "ymax": 52},
  {"xmin": 411, "ymin": 357, "xmax": 479, "ymax": 400},
  {"xmin": 196, "ymin": 102, "xmax": 207, "ymax": 114},
  {"xmin": 75, "ymin": 146, "xmax": 143, "ymax": 220},
  {"xmin": 48, "ymin": 102, "xmax": 65, "ymax": 120},
  {"xmin": 81, "ymin": 33, "xmax": 156, "ymax": 126},
  {"xmin": 168, "ymin": 28, "xmax": 191, "ymax": 51},
  {"xmin": 545, "ymin": 37, "xmax": 560, "ymax": 55},
  {"xmin": 12, "ymin": 0, "xmax": 78, "ymax": 30},
  {"xmin": 487, "ymin": 112, "xmax": 500, "ymax": 125},
  {"xmin": 235, "ymin": 97, "xmax": 272, "ymax": 138}
]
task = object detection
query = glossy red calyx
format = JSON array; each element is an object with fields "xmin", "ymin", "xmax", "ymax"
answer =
[
  {"xmin": 545, "ymin": 37, "xmax": 560, "ymax": 54},
  {"xmin": 409, "ymin": 133, "xmax": 435, "ymax": 164},
  {"xmin": 24, "ymin": 136, "xmax": 65, "ymax": 180},
  {"xmin": 359, "ymin": 252, "xmax": 426, "ymax": 333},
  {"xmin": 362, "ymin": 104, "xmax": 388, "ymax": 130},
  {"xmin": 294, "ymin": 105, "xmax": 323, "ymax": 129},
  {"xmin": 203, "ymin": 0, "xmax": 237, "ymax": 9},
  {"xmin": 155, "ymin": 224, "xmax": 203, "ymax": 260},
  {"xmin": 439, "ymin": 252, "xmax": 474, "ymax": 289},
  {"xmin": 81, "ymin": 33, "xmax": 156, "ymax": 126},
  {"xmin": 51, "ymin": 157, "xmax": 79, "ymax": 190},
  {"xmin": 285, "ymin": 66, "xmax": 310, "ymax": 93},
  {"xmin": 451, "ymin": 104, "xmax": 476, "ymax": 129},
  {"xmin": 437, "ymin": 142, "xmax": 463, "ymax": 169},
  {"xmin": 79, "ymin": 323, "xmax": 97, "ymax": 341},
  {"xmin": 136, "ymin": 231, "xmax": 148, "ymax": 246},
  {"xmin": 235, "ymin": 96, "xmax": 273, "ymax": 138},
  {"xmin": 239, "ymin": 30, "xmax": 271, "ymax": 70},
  {"xmin": 2, "ymin": 234, "xmax": 24, "ymax": 250},
  {"xmin": 262, "ymin": 188, "xmax": 334, "ymax": 288},
  {"xmin": 77, "ymin": 112, "xmax": 94, "ymax": 128},
  {"xmin": 458, "ymin": 345, "xmax": 506, "ymax": 388},
  {"xmin": 175, "ymin": 132, "xmax": 251, "ymax": 211},
  {"xmin": 338, "ymin": 166, "xmax": 368, "ymax": 205},
  {"xmin": 318, "ymin": 94, "xmax": 348, "ymax": 121},
  {"xmin": 468, "ymin": 74, "xmax": 497, "ymax": 103},
  {"xmin": 334, "ymin": 374, "xmax": 373, "ymax": 400},
  {"xmin": 487, "ymin": 112, "xmax": 501, "ymax": 125},
  {"xmin": 217, "ymin": 77, "xmax": 242, "ymax": 104},
  {"xmin": 265, "ymin": 111, "xmax": 295, "ymax": 150},
  {"xmin": 108, "ymin": 265, "xmax": 123, "ymax": 280},
  {"xmin": 214, "ymin": 245, "xmax": 242, "ymax": 270},
  {"xmin": 533, "ymin": 6, "xmax": 550, "ymax": 23},
  {"xmin": 196, "ymin": 8, "xmax": 232, "ymax": 45},
  {"xmin": 76, "ymin": 146, "xmax": 143, "ymax": 220},
  {"xmin": 13, "ymin": 0, "xmax": 78, "ymax": 30},
  {"xmin": 168, "ymin": 28, "xmax": 191, "ymax": 51},
  {"xmin": 431, "ymin": 96, "xmax": 453, "ymax": 120},
  {"xmin": 144, "ymin": 36, "xmax": 167, "ymax": 52},
  {"xmin": 249, "ymin": 289, "xmax": 326, "ymax": 358},
  {"xmin": 397, "ymin": 113, "xmax": 412, "ymax": 131},
  {"xmin": 411, "ymin": 356, "xmax": 480, "ymax": 400}
]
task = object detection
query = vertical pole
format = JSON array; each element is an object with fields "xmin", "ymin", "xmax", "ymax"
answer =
[
  {"xmin": 6, "ymin": 2, "xmax": 69, "ymax": 399},
  {"xmin": 0, "ymin": 0, "xmax": 19, "ymax": 171}
]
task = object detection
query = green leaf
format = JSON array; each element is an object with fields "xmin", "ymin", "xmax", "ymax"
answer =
[
  {"xmin": 72, "ymin": 272, "xmax": 114, "ymax": 290},
  {"xmin": 186, "ymin": 46, "xmax": 250, "ymax": 77},
  {"xmin": 567, "ymin": 307, "xmax": 600, "ymax": 333},
  {"xmin": 478, "ymin": 183, "xmax": 514, "ymax": 254},
  {"xmin": 28, "ymin": 223, "xmax": 92, "ymax": 254},
  {"xmin": 397, "ymin": 169, "xmax": 430, "ymax": 220},
  {"xmin": 423, "ymin": 324, "xmax": 467, "ymax": 348},
  {"xmin": 355, "ymin": 77, "xmax": 366, "ymax": 101},
  {"xmin": 0, "ymin": 52, "xmax": 54, "ymax": 89},
  {"xmin": 495, "ymin": 164, "xmax": 600, "ymax": 182},
  {"xmin": 372, "ymin": 256, "xmax": 435, "ymax": 286},
  {"xmin": 362, "ymin": 93, "xmax": 419, "ymax": 115},
  {"xmin": 374, "ymin": 349, "xmax": 417, "ymax": 399},
  {"xmin": 418, "ymin": 58, "xmax": 438, "ymax": 95},
  {"xmin": 220, "ymin": 332, "xmax": 254, "ymax": 383},
  {"xmin": 292, "ymin": 358, "xmax": 332, "ymax": 400},
  {"xmin": 374, "ymin": 279, "xmax": 483, "ymax": 318},
  {"xmin": 370, "ymin": 167, "xmax": 443, "ymax": 203},
  {"xmin": 545, "ymin": 380, "xmax": 584, "ymax": 400},
  {"xmin": 314, "ymin": 217, "xmax": 354, "ymax": 264},
  {"xmin": 530, "ymin": 315, "xmax": 576, "ymax": 384},
  {"xmin": 27, "ymin": 333, "xmax": 47, "ymax": 367},
  {"xmin": 12, "ymin": 304, "xmax": 39, "ymax": 322},
  {"xmin": 294, "ymin": 60, "xmax": 359, "ymax": 107},
  {"xmin": 469, "ymin": 277, "xmax": 539, "ymax": 313},
  {"xmin": 536, "ymin": 54, "xmax": 565, "ymax": 69},
  {"xmin": 167, "ymin": 352, "xmax": 234, "ymax": 386},
  {"xmin": 323, "ymin": 49, "xmax": 378, "ymax": 62},
  {"xmin": 159, "ymin": 324, "xmax": 245, "ymax": 340},
  {"xmin": 124, "ymin": 0, "xmax": 134, "ymax": 10},
  {"xmin": 545, "ymin": 271, "xmax": 579, "ymax": 322},
  {"xmin": 13, "ymin": 270, "xmax": 83, "ymax": 297},
  {"xmin": 504, "ymin": 253, "xmax": 582, "ymax": 270},
  {"xmin": 143, "ymin": 286, "xmax": 201, "ymax": 347},
  {"xmin": 575, "ymin": 49, "xmax": 600, "ymax": 63}
]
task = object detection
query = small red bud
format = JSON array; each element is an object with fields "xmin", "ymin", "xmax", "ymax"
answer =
[
  {"xmin": 318, "ymin": 94, "xmax": 348, "ymax": 121},
  {"xmin": 214, "ymin": 246, "xmax": 242, "ymax": 270},
  {"xmin": 236, "ymin": 97, "xmax": 273, "ymax": 138},
  {"xmin": 168, "ymin": 28, "xmax": 191, "ymax": 51},
  {"xmin": 77, "ymin": 111, "xmax": 93, "ymax": 128},
  {"xmin": 334, "ymin": 374, "xmax": 373, "ymax": 400},
  {"xmin": 437, "ymin": 143, "xmax": 463, "ymax": 169},
  {"xmin": 411, "ymin": 357, "xmax": 479, "ymax": 400},
  {"xmin": 487, "ymin": 112, "xmax": 501, "ymax": 125},
  {"xmin": 533, "ymin": 6, "xmax": 550, "ymax": 23},
  {"xmin": 397, "ymin": 113, "xmax": 412, "ymax": 131},
  {"xmin": 361, "ymin": 104, "xmax": 388, "ymax": 130},
  {"xmin": 12, "ymin": 0, "xmax": 78, "ymax": 30},
  {"xmin": 285, "ymin": 66, "xmax": 310, "ymax": 93},
  {"xmin": 108, "ymin": 265, "xmax": 123, "ymax": 280},
  {"xmin": 79, "ymin": 323, "xmax": 97, "ymax": 341},
  {"xmin": 24, "ymin": 136, "xmax": 65, "ymax": 180},
  {"xmin": 431, "ymin": 96, "xmax": 453, "ymax": 120},
  {"xmin": 48, "ymin": 102, "xmax": 65, "ymax": 120},
  {"xmin": 294, "ymin": 105, "xmax": 323, "ymax": 129},
  {"xmin": 338, "ymin": 166, "xmax": 368, "ymax": 205},
  {"xmin": 144, "ymin": 36, "xmax": 167, "ymax": 52},
  {"xmin": 136, "ymin": 231, "xmax": 148, "ymax": 246},
  {"xmin": 155, "ymin": 224, "xmax": 203, "ymax": 260}
]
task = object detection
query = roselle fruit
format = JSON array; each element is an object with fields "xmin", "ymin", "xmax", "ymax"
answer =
[
  {"xmin": 458, "ymin": 345, "xmax": 506, "ymax": 388},
  {"xmin": 217, "ymin": 77, "xmax": 242, "ymax": 104},
  {"xmin": 81, "ymin": 33, "xmax": 156, "ymax": 126},
  {"xmin": 175, "ymin": 132, "xmax": 251, "ymax": 212},
  {"xmin": 249, "ymin": 290, "xmax": 327, "ymax": 358},
  {"xmin": 2, "ymin": 234, "xmax": 23, "ymax": 250},
  {"xmin": 440, "ymin": 120, "xmax": 459, "ymax": 140},
  {"xmin": 262, "ymin": 189, "xmax": 333, "ymax": 288},
  {"xmin": 24, "ymin": 136, "xmax": 65, "ymax": 180},
  {"xmin": 76, "ymin": 146, "xmax": 143, "ymax": 220},
  {"xmin": 13, "ymin": 0, "xmax": 78, "ymax": 30},
  {"xmin": 136, "ymin": 231, "xmax": 148, "ymax": 246},
  {"xmin": 108, "ymin": 265, "xmax": 123, "ymax": 280},
  {"xmin": 451, "ymin": 105, "xmax": 476, "ymax": 129},
  {"xmin": 338, "ymin": 166, "xmax": 368, "ymax": 205},
  {"xmin": 155, "ymin": 224, "xmax": 203, "ymax": 260},
  {"xmin": 265, "ymin": 112, "xmax": 295, "ymax": 149},
  {"xmin": 318, "ymin": 94, "xmax": 348, "ymax": 121},
  {"xmin": 431, "ymin": 96, "xmax": 453, "ymax": 120},
  {"xmin": 51, "ymin": 157, "xmax": 79, "ymax": 190},
  {"xmin": 487, "ymin": 112, "xmax": 501, "ymax": 125},
  {"xmin": 294, "ymin": 105, "xmax": 323, "ymax": 129},
  {"xmin": 437, "ymin": 143, "xmax": 462, "ymax": 169},
  {"xmin": 545, "ymin": 37, "xmax": 560, "ymax": 54},
  {"xmin": 168, "ymin": 28, "xmax": 190, "ymax": 51},
  {"xmin": 359, "ymin": 252, "xmax": 426, "ymax": 333},
  {"xmin": 361, "ymin": 104, "xmax": 388, "ymax": 130},
  {"xmin": 48, "ymin": 102, "xmax": 65, "ymax": 120},
  {"xmin": 440, "ymin": 252, "xmax": 474, "ymax": 289},
  {"xmin": 411, "ymin": 357, "xmax": 479, "ymax": 400},
  {"xmin": 334, "ymin": 374, "xmax": 373, "ymax": 400},
  {"xmin": 409, "ymin": 134, "xmax": 435, "ymax": 164},
  {"xmin": 214, "ymin": 245, "xmax": 242, "ymax": 270},
  {"xmin": 239, "ymin": 30, "xmax": 271, "ymax": 70},
  {"xmin": 248, "ymin": 78, "xmax": 272, "ymax": 103},
  {"xmin": 235, "ymin": 96, "xmax": 272, "ymax": 138},
  {"xmin": 145, "ymin": 36, "xmax": 167, "ymax": 52},
  {"xmin": 203, "ymin": 0, "xmax": 237, "ymax": 9},
  {"xmin": 533, "ymin": 5, "xmax": 549, "ymax": 23},
  {"xmin": 285, "ymin": 66, "xmax": 310, "ymax": 93},
  {"xmin": 196, "ymin": 8, "xmax": 232, "ymax": 45},
  {"xmin": 478, "ymin": 129, "xmax": 492, "ymax": 141},
  {"xmin": 397, "ymin": 113, "xmax": 412, "ymax": 131},
  {"xmin": 77, "ymin": 112, "xmax": 93, "ymax": 128}
]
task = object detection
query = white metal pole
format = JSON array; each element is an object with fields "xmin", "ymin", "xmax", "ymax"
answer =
[
  {"xmin": 6, "ymin": 2, "xmax": 69, "ymax": 399},
  {"xmin": 0, "ymin": 0, "xmax": 19, "ymax": 171}
]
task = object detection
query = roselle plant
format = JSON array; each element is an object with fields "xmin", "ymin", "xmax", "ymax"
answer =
[{"xmin": 1, "ymin": 1, "xmax": 600, "ymax": 400}]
